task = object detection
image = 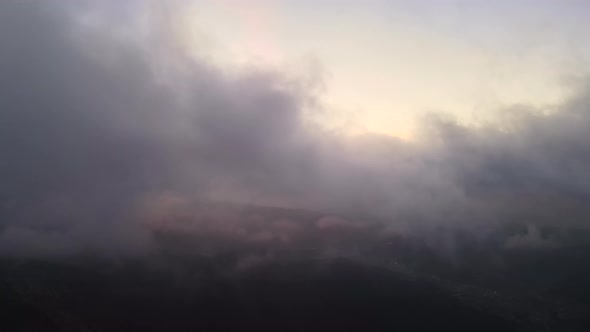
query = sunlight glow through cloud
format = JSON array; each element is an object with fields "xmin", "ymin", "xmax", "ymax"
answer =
[{"xmin": 167, "ymin": 0, "xmax": 586, "ymax": 140}]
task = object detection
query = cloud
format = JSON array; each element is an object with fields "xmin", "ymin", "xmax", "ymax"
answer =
[
  {"xmin": 0, "ymin": 0, "xmax": 590, "ymax": 259},
  {"xmin": 504, "ymin": 224, "xmax": 557, "ymax": 249}
]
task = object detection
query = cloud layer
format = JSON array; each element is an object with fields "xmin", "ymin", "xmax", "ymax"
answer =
[{"xmin": 1, "ymin": 0, "xmax": 590, "ymax": 258}]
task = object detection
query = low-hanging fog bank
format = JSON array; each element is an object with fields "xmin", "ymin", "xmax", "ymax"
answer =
[{"xmin": 1, "ymin": 0, "xmax": 590, "ymax": 259}]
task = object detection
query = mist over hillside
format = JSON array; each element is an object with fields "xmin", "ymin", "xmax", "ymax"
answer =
[
  {"xmin": 2, "ymin": 203, "xmax": 590, "ymax": 331},
  {"xmin": 1, "ymin": 1, "xmax": 590, "ymax": 330}
]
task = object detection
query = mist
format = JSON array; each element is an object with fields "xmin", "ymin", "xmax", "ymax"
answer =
[
  {"xmin": 1, "ymin": 0, "xmax": 590, "ymax": 261},
  {"xmin": 3, "ymin": 2, "xmax": 590, "ymax": 331}
]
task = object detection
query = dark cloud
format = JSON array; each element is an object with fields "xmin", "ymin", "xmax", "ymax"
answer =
[{"xmin": 1, "ymin": 0, "xmax": 590, "ymax": 259}]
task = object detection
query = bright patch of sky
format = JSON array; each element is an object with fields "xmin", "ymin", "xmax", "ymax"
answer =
[{"xmin": 178, "ymin": 0, "xmax": 590, "ymax": 139}]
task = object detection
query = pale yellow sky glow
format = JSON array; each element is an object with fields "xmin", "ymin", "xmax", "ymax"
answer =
[{"xmin": 177, "ymin": 0, "xmax": 589, "ymax": 139}]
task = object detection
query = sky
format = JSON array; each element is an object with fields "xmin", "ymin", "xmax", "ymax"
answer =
[
  {"xmin": 181, "ymin": 0, "xmax": 590, "ymax": 138},
  {"xmin": 1, "ymin": 0, "xmax": 590, "ymax": 258}
]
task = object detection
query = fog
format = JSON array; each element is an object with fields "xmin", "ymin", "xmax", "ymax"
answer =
[{"xmin": 1, "ymin": 0, "xmax": 590, "ymax": 260}]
